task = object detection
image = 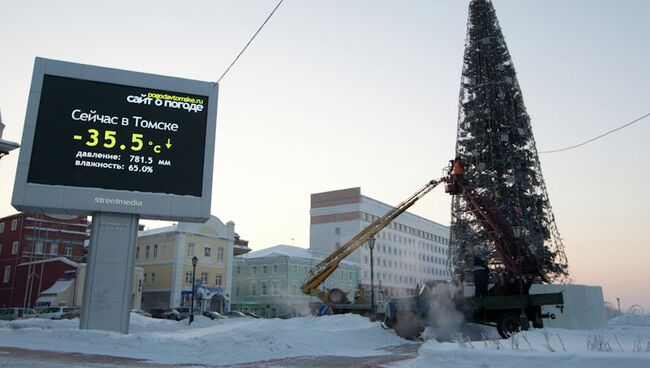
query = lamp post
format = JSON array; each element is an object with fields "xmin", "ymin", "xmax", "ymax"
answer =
[
  {"xmin": 190, "ymin": 256, "xmax": 198, "ymax": 325},
  {"xmin": 511, "ymin": 226, "xmax": 528, "ymax": 331},
  {"xmin": 368, "ymin": 236, "xmax": 376, "ymax": 320}
]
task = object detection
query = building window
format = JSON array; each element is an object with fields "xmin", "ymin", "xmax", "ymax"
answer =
[
  {"xmin": 143, "ymin": 273, "xmax": 148, "ymax": 284},
  {"xmin": 35, "ymin": 242, "xmax": 43, "ymax": 254},
  {"xmin": 11, "ymin": 219, "xmax": 18, "ymax": 231},
  {"xmin": 200, "ymin": 272, "xmax": 209, "ymax": 285},
  {"xmin": 64, "ymin": 246, "xmax": 72, "ymax": 257},
  {"xmin": 272, "ymin": 282, "xmax": 278, "ymax": 295},
  {"xmin": 262, "ymin": 265, "xmax": 267, "ymax": 274},
  {"xmin": 235, "ymin": 285, "xmax": 240, "ymax": 297},
  {"xmin": 187, "ymin": 242, "xmax": 195, "ymax": 257},
  {"xmin": 251, "ymin": 285, "xmax": 257, "ymax": 296},
  {"xmin": 204, "ymin": 246, "xmax": 211, "ymax": 257},
  {"xmin": 293, "ymin": 265, "xmax": 298, "ymax": 274},
  {"xmin": 217, "ymin": 247, "xmax": 224, "ymax": 261},
  {"xmin": 50, "ymin": 243, "xmax": 59, "ymax": 255},
  {"xmin": 145, "ymin": 245, "xmax": 150, "ymax": 259},
  {"xmin": 151, "ymin": 273, "xmax": 156, "ymax": 284},
  {"xmin": 153, "ymin": 244, "xmax": 158, "ymax": 258},
  {"xmin": 273, "ymin": 264, "xmax": 278, "ymax": 273},
  {"xmin": 0, "ymin": 222, "xmax": 4, "ymax": 233},
  {"xmin": 252, "ymin": 266, "xmax": 257, "ymax": 275},
  {"xmin": 185, "ymin": 272, "xmax": 192, "ymax": 285},
  {"xmin": 215, "ymin": 274, "xmax": 222, "ymax": 287},
  {"xmin": 136, "ymin": 247, "xmax": 140, "ymax": 259},
  {"xmin": 261, "ymin": 283, "xmax": 267, "ymax": 296},
  {"xmin": 335, "ymin": 241, "xmax": 341, "ymax": 249},
  {"xmin": 335, "ymin": 227, "xmax": 340, "ymax": 235},
  {"xmin": 3, "ymin": 266, "xmax": 10, "ymax": 283},
  {"xmin": 236, "ymin": 266, "xmax": 241, "ymax": 274}
]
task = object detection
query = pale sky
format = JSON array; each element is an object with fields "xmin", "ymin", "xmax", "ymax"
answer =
[{"xmin": 1, "ymin": 1, "xmax": 648, "ymax": 310}]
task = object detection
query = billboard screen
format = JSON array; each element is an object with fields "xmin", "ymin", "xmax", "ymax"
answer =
[
  {"xmin": 28, "ymin": 75, "xmax": 207, "ymax": 196},
  {"xmin": 12, "ymin": 58, "xmax": 218, "ymax": 221}
]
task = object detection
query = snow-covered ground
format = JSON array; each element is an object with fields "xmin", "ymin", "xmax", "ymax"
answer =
[
  {"xmin": 0, "ymin": 313, "xmax": 649, "ymax": 367},
  {"xmin": 398, "ymin": 314, "xmax": 650, "ymax": 368},
  {"xmin": 0, "ymin": 314, "xmax": 408, "ymax": 366}
]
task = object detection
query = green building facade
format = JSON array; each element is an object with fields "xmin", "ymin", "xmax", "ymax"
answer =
[{"xmin": 231, "ymin": 245, "xmax": 360, "ymax": 318}]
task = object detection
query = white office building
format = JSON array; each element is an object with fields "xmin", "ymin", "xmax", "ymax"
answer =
[{"xmin": 310, "ymin": 187, "xmax": 451, "ymax": 297}]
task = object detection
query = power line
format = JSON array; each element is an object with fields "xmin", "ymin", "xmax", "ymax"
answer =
[
  {"xmin": 216, "ymin": 0, "xmax": 285, "ymax": 85},
  {"xmin": 539, "ymin": 112, "xmax": 650, "ymax": 154}
]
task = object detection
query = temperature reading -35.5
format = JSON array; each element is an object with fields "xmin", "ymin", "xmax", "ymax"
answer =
[{"xmin": 74, "ymin": 129, "xmax": 170, "ymax": 154}]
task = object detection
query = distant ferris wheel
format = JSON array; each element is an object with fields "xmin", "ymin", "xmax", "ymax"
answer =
[{"xmin": 627, "ymin": 305, "xmax": 645, "ymax": 315}]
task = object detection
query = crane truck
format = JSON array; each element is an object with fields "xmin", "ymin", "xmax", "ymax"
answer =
[
  {"xmin": 301, "ymin": 157, "xmax": 564, "ymax": 339},
  {"xmin": 383, "ymin": 158, "xmax": 564, "ymax": 339}
]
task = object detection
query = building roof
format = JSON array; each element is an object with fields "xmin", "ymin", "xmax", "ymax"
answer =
[
  {"xmin": 40, "ymin": 279, "xmax": 74, "ymax": 295},
  {"xmin": 241, "ymin": 245, "xmax": 359, "ymax": 267},
  {"xmin": 138, "ymin": 216, "xmax": 233, "ymax": 239},
  {"xmin": 17, "ymin": 256, "xmax": 79, "ymax": 268},
  {"xmin": 245, "ymin": 245, "xmax": 312, "ymax": 259},
  {"xmin": 139, "ymin": 223, "xmax": 178, "ymax": 237}
]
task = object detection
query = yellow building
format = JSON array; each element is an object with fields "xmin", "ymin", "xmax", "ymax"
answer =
[{"xmin": 135, "ymin": 216, "xmax": 235, "ymax": 312}]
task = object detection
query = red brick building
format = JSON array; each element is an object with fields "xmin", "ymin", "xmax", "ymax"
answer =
[
  {"xmin": 233, "ymin": 233, "xmax": 252, "ymax": 256},
  {"xmin": 0, "ymin": 212, "xmax": 88, "ymax": 307}
]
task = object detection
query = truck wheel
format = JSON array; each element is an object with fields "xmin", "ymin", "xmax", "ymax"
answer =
[
  {"xmin": 496, "ymin": 312, "xmax": 520, "ymax": 339},
  {"xmin": 328, "ymin": 288, "xmax": 346, "ymax": 304},
  {"xmin": 382, "ymin": 315, "xmax": 395, "ymax": 329},
  {"xmin": 394, "ymin": 311, "xmax": 425, "ymax": 340}
]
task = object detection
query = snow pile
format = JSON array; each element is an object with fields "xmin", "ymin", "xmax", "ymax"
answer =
[
  {"xmin": 399, "ymin": 328, "xmax": 650, "ymax": 368},
  {"xmin": 0, "ymin": 314, "xmax": 406, "ymax": 365},
  {"xmin": 609, "ymin": 313, "xmax": 650, "ymax": 327}
]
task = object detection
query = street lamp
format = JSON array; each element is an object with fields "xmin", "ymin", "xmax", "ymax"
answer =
[
  {"xmin": 511, "ymin": 226, "xmax": 528, "ymax": 331},
  {"xmin": 190, "ymin": 256, "xmax": 198, "ymax": 325},
  {"xmin": 368, "ymin": 236, "xmax": 376, "ymax": 320}
]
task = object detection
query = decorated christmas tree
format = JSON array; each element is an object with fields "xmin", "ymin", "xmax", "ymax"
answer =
[{"xmin": 450, "ymin": 0, "xmax": 569, "ymax": 283}]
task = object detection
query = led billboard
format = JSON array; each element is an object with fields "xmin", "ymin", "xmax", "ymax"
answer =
[{"xmin": 12, "ymin": 58, "xmax": 218, "ymax": 221}]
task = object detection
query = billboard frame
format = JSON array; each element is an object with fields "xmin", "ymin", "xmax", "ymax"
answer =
[{"xmin": 12, "ymin": 58, "xmax": 218, "ymax": 222}]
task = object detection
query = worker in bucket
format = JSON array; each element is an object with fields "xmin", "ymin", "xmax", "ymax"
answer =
[{"xmin": 451, "ymin": 156, "xmax": 465, "ymax": 176}]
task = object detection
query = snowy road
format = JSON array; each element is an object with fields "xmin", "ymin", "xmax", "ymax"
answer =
[
  {"xmin": 0, "ymin": 344, "xmax": 421, "ymax": 368},
  {"xmin": 0, "ymin": 347, "xmax": 158, "ymax": 367}
]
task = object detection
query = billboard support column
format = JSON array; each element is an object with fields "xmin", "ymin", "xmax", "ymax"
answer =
[{"xmin": 80, "ymin": 212, "xmax": 139, "ymax": 334}]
